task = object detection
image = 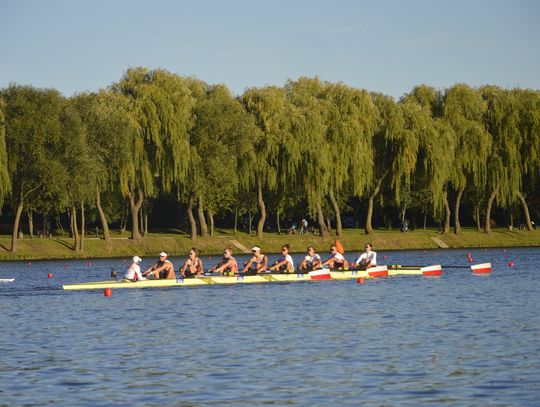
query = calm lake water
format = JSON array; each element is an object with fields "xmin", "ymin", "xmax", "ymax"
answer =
[{"xmin": 1, "ymin": 247, "xmax": 539, "ymax": 406}]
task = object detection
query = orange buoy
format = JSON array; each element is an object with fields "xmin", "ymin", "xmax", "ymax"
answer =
[
  {"xmin": 508, "ymin": 261, "xmax": 515, "ymax": 267},
  {"xmin": 334, "ymin": 240, "xmax": 345, "ymax": 254},
  {"xmin": 357, "ymin": 277, "xmax": 364, "ymax": 284},
  {"xmin": 47, "ymin": 273, "xmax": 53, "ymax": 278},
  {"xmin": 104, "ymin": 288, "xmax": 112, "ymax": 297}
]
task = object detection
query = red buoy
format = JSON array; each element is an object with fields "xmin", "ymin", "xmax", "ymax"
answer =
[
  {"xmin": 47, "ymin": 273, "xmax": 53, "ymax": 278},
  {"xmin": 104, "ymin": 288, "xmax": 112, "ymax": 297},
  {"xmin": 28, "ymin": 261, "xmax": 32, "ymax": 266},
  {"xmin": 508, "ymin": 261, "xmax": 515, "ymax": 267},
  {"xmin": 383, "ymin": 255, "xmax": 388, "ymax": 259},
  {"xmin": 357, "ymin": 277, "xmax": 364, "ymax": 284},
  {"xmin": 88, "ymin": 261, "xmax": 92, "ymax": 266}
]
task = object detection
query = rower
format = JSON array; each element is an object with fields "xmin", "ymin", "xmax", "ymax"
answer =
[
  {"xmin": 209, "ymin": 246, "xmax": 238, "ymax": 276},
  {"xmin": 180, "ymin": 247, "xmax": 204, "ymax": 277},
  {"xmin": 298, "ymin": 246, "xmax": 322, "ymax": 271},
  {"xmin": 269, "ymin": 244, "xmax": 295, "ymax": 272},
  {"xmin": 242, "ymin": 246, "xmax": 268, "ymax": 274},
  {"xmin": 143, "ymin": 252, "xmax": 175, "ymax": 279},
  {"xmin": 322, "ymin": 244, "xmax": 349, "ymax": 269},
  {"xmin": 352, "ymin": 243, "xmax": 377, "ymax": 269},
  {"xmin": 124, "ymin": 255, "xmax": 146, "ymax": 281}
]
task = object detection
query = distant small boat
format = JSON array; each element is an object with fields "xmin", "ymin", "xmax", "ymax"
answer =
[{"xmin": 0, "ymin": 278, "xmax": 15, "ymax": 282}]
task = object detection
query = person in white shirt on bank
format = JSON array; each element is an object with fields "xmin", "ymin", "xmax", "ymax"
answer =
[
  {"xmin": 353, "ymin": 243, "xmax": 377, "ymax": 269},
  {"xmin": 124, "ymin": 256, "xmax": 146, "ymax": 281}
]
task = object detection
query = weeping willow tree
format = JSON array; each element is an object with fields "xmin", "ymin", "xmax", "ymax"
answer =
[
  {"xmin": 364, "ymin": 94, "xmax": 409, "ymax": 234},
  {"xmin": 242, "ymin": 86, "xmax": 293, "ymax": 240},
  {"xmin": 481, "ymin": 86, "xmax": 522, "ymax": 233},
  {"xmin": 0, "ymin": 98, "xmax": 10, "ymax": 210},
  {"xmin": 60, "ymin": 99, "xmax": 95, "ymax": 252},
  {"xmin": 112, "ymin": 68, "xmax": 195, "ymax": 240},
  {"xmin": 284, "ymin": 77, "xmax": 334, "ymax": 236},
  {"xmin": 72, "ymin": 90, "xmax": 135, "ymax": 244},
  {"xmin": 323, "ymin": 83, "xmax": 377, "ymax": 236},
  {"xmin": 188, "ymin": 84, "xmax": 258, "ymax": 239},
  {"xmin": 401, "ymin": 85, "xmax": 456, "ymax": 234},
  {"xmin": 514, "ymin": 89, "xmax": 540, "ymax": 231},
  {"xmin": 442, "ymin": 84, "xmax": 490, "ymax": 233}
]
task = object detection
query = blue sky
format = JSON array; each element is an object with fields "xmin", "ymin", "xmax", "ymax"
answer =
[{"xmin": 1, "ymin": 0, "xmax": 539, "ymax": 98}]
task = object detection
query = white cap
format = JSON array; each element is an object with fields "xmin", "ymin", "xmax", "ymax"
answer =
[
  {"xmin": 251, "ymin": 246, "xmax": 261, "ymax": 252},
  {"xmin": 133, "ymin": 256, "xmax": 142, "ymax": 264},
  {"xmin": 159, "ymin": 252, "xmax": 167, "ymax": 257}
]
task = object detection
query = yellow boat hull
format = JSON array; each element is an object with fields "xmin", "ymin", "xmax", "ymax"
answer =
[{"xmin": 62, "ymin": 267, "xmax": 427, "ymax": 291}]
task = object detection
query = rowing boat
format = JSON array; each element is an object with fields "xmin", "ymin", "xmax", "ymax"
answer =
[
  {"xmin": 62, "ymin": 265, "xmax": 432, "ymax": 291},
  {"xmin": 0, "ymin": 278, "xmax": 15, "ymax": 283}
]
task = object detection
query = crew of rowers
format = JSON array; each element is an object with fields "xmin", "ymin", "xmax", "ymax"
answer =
[{"xmin": 123, "ymin": 243, "xmax": 377, "ymax": 281}]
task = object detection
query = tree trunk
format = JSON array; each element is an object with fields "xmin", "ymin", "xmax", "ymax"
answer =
[
  {"xmin": 129, "ymin": 190, "xmax": 143, "ymax": 240},
  {"xmin": 326, "ymin": 216, "xmax": 332, "ymax": 234},
  {"xmin": 423, "ymin": 211, "xmax": 427, "ymax": 230},
  {"xmin": 328, "ymin": 190, "xmax": 342, "ymax": 236},
  {"xmin": 187, "ymin": 195, "xmax": 197, "ymax": 242},
  {"xmin": 56, "ymin": 215, "xmax": 64, "ymax": 236},
  {"xmin": 508, "ymin": 210, "xmax": 513, "ymax": 231},
  {"xmin": 10, "ymin": 195, "xmax": 24, "ymax": 252},
  {"xmin": 516, "ymin": 191, "xmax": 533, "ymax": 231},
  {"xmin": 71, "ymin": 206, "xmax": 80, "ymax": 252},
  {"xmin": 208, "ymin": 210, "xmax": 214, "ymax": 236},
  {"xmin": 484, "ymin": 183, "xmax": 500, "ymax": 234},
  {"xmin": 96, "ymin": 190, "xmax": 112, "ymax": 244},
  {"xmin": 139, "ymin": 203, "xmax": 144, "ymax": 236},
  {"xmin": 68, "ymin": 209, "xmax": 74, "ymax": 238},
  {"xmin": 365, "ymin": 170, "xmax": 389, "ymax": 235},
  {"xmin": 233, "ymin": 208, "xmax": 238, "ymax": 235},
  {"xmin": 120, "ymin": 204, "xmax": 128, "ymax": 233},
  {"xmin": 442, "ymin": 186, "xmax": 451, "ymax": 234},
  {"xmin": 453, "ymin": 188, "xmax": 464, "ymax": 234},
  {"xmin": 197, "ymin": 196, "xmax": 208, "ymax": 237},
  {"xmin": 79, "ymin": 201, "xmax": 85, "ymax": 252},
  {"xmin": 248, "ymin": 212, "xmax": 253, "ymax": 236},
  {"xmin": 474, "ymin": 204, "xmax": 482, "ymax": 231},
  {"xmin": 27, "ymin": 210, "xmax": 34, "ymax": 239},
  {"xmin": 316, "ymin": 202, "xmax": 328, "ymax": 237},
  {"xmin": 256, "ymin": 177, "xmax": 266, "ymax": 239},
  {"xmin": 42, "ymin": 212, "xmax": 48, "ymax": 236},
  {"xmin": 144, "ymin": 211, "xmax": 148, "ymax": 236},
  {"xmin": 276, "ymin": 210, "xmax": 281, "ymax": 235}
]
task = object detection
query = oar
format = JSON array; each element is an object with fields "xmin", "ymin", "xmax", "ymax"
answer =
[{"xmin": 390, "ymin": 264, "xmax": 472, "ymax": 269}]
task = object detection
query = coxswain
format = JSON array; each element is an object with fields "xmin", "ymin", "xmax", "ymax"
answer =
[{"xmin": 124, "ymin": 255, "xmax": 146, "ymax": 281}]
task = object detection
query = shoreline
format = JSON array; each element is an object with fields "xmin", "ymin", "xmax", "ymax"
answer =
[{"xmin": 0, "ymin": 228, "xmax": 538, "ymax": 261}]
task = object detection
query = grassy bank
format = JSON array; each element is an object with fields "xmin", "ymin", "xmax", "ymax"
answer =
[{"xmin": 1, "ymin": 227, "xmax": 539, "ymax": 261}]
